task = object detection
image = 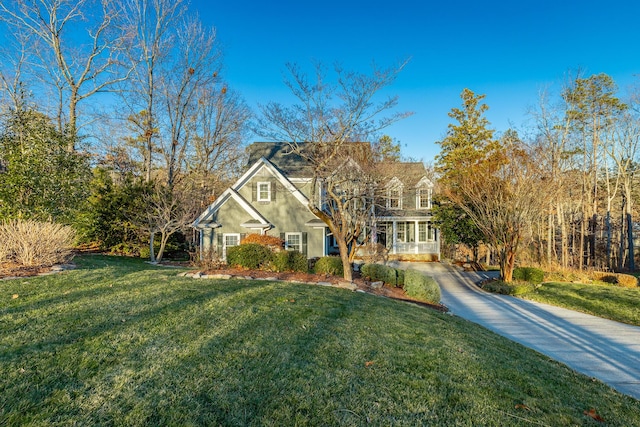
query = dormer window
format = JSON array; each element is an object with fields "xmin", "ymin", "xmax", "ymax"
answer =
[
  {"xmin": 415, "ymin": 177, "xmax": 433, "ymax": 210},
  {"xmin": 386, "ymin": 177, "xmax": 403, "ymax": 209},
  {"xmin": 417, "ymin": 188, "xmax": 432, "ymax": 209},
  {"xmin": 388, "ymin": 188, "xmax": 401, "ymax": 209},
  {"xmin": 257, "ymin": 182, "xmax": 271, "ymax": 202}
]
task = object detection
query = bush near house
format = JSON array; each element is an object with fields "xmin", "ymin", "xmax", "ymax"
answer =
[
  {"xmin": 240, "ymin": 233, "xmax": 284, "ymax": 250},
  {"xmin": 312, "ymin": 256, "xmax": 343, "ymax": 276},
  {"xmin": 273, "ymin": 250, "xmax": 308, "ymax": 273},
  {"xmin": 226, "ymin": 244, "xmax": 273, "ymax": 270},
  {"xmin": 404, "ymin": 269, "xmax": 441, "ymax": 303},
  {"xmin": 360, "ymin": 263, "xmax": 404, "ymax": 287}
]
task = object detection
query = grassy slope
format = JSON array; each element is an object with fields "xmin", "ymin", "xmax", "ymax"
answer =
[
  {"xmin": 522, "ymin": 282, "xmax": 640, "ymax": 326},
  {"xmin": 1, "ymin": 255, "xmax": 638, "ymax": 426}
]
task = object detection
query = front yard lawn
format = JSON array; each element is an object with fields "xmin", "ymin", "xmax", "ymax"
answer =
[{"xmin": 1, "ymin": 255, "xmax": 638, "ymax": 425}]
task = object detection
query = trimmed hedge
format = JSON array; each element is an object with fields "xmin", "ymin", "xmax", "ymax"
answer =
[
  {"xmin": 513, "ymin": 267, "xmax": 545, "ymax": 284},
  {"xmin": 313, "ymin": 256, "xmax": 344, "ymax": 276},
  {"xmin": 360, "ymin": 263, "xmax": 403, "ymax": 287},
  {"xmin": 226, "ymin": 243, "xmax": 273, "ymax": 270},
  {"xmin": 273, "ymin": 250, "xmax": 308, "ymax": 273},
  {"xmin": 404, "ymin": 269, "xmax": 441, "ymax": 303}
]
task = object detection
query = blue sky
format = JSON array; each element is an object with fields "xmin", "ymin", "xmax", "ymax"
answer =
[{"xmin": 193, "ymin": 0, "xmax": 640, "ymax": 161}]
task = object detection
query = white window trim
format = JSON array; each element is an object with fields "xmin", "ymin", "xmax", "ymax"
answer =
[
  {"xmin": 285, "ymin": 232, "xmax": 302, "ymax": 252},
  {"xmin": 222, "ymin": 233, "xmax": 241, "ymax": 259},
  {"xmin": 387, "ymin": 187, "xmax": 402, "ymax": 209},
  {"xmin": 416, "ymin": 188, "xmax": 432, "ymax": 209},
  {"xmin": 418, "ymin": 222, "xmax": 427, "ymax": 242},
  {"xmin": 257, "ymin": 181, "xmax": 271, "ymax": 202}
]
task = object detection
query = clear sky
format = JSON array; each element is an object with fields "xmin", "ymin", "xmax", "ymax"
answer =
[{"xmin": 192, "ymin": 0, "xmax": 640, "ymax": 162}]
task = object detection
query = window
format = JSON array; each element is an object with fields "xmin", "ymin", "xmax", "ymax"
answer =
[
  {"xmin": 418, "ymin": 222, "xmax": 427, "ymax": 242},
  {"xmin": 388, "ymin": 188, "xmax": 401, "ymax": 209},
  {"xmin": 222, "ymin": 233, "xmax": 240, "ymax": 259},
  {"xmin": 417, "ymin": 188, "xmax": 431, "ymax": 209},
  {"xmin": 286, "ymin": 232, "xmax": 302, "ymax": 252},
  {"xmin": 257, "ymin": 182, "xmax": 271, "ymax": 201},
  {"xmin": 396, "ymin": 222, "xmax": 406, "ymax": 242}
]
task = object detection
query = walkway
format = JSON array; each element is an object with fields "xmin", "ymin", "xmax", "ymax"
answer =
[{"xmin": 396, "ymin": 261, "xmax": 640, "ymax": 401}]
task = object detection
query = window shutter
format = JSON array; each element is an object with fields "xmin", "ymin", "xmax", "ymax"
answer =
[
  {"xmin": 302, "ymin": 232, "xmax": 308, "ymax": 257},
  {"xmin": 252, "ymin": 182, "xmax": 256, "ymax": 201},
  {"xmin": 217, "ymin": 233, "xmax": 223, "ymax": 254},
  {"xmin": 272, "ymin": 181, "xmax": 277, "ymax": 201},
  {"xmin": 240, "ymin": 233, "xmax": 246, "ymax": 243}
]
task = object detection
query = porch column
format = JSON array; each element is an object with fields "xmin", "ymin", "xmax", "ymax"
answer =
[
  {"xmin": 415, "ymin": 220, "xmax": 419, "ymax": 254},
  {"xmin": 392, "ymin": 221, "xmax": 397, "ymax": 254}
]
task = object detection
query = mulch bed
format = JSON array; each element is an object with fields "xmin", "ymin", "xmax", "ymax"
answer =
[
  {"xmin": 0, "ymin": 262, "xmax": 53, "ymax": 279},
  {"xmin": 1, "ymin": 259, "xmax": 447, "ymax": 313},
  {"xmin": 201, "ymin": 267, "xmax": 448, "ymax": 313}
]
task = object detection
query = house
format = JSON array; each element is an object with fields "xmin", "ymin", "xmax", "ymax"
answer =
[{"xmin": 192, "ymin": 142, "xmax": 439, "ymax": 261}]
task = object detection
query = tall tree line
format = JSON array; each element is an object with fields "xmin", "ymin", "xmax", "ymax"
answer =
[
  {"xmin": 436, "ymin": 73, "xmax": 640, "ymax": 280},
  {"xmin": 0, "ymin": 0, "xmax": 251, "ymax": 261}
]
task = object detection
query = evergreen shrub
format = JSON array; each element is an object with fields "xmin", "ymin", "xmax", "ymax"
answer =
[
  {"xmin": 513, "ymin": 267, "xmax": 545, "ymax": 284},
  {"xmin": 404, "ymin": 269, "xmax": 441, "ymax": 303},
  {"xmin": 226, "ymin": 243, "xmax": 273, "ymax": 270},
  {"xmin": 273, "ymin": 250, "xmax": 308, "ymax": 273},
  {"xmin": 312, "ymin": 256, "xmax": 343, "ymax": 276}
]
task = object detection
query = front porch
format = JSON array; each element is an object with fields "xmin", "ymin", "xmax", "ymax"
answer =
[{"xmin": 377, "ymin": 218, "xmax": 440, "ymax": 259}]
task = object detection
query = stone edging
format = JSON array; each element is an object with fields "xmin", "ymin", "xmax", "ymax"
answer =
[{"xmin": 178, "ymin": 271, "xmax": 359, "ymax": 291}]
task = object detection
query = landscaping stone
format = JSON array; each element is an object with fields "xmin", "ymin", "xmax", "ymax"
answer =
[
  {"xmin": 337, "ymin": 281, "xmax": 358, "ymax": 291},
  {"xmin": 317, "ymin": 281, "xmax": 333, "ymax": 286},
  {"xmin": 370, "ymin": 281, "xmax": 384, "ymax": 289},
  {"xmin": 204, "ymin": 274, "xmax": 232, "ymax": 280}
]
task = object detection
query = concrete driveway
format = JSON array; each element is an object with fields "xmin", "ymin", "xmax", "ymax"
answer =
[{"xmin": 394, "ymin": 261, "xmax": 640, "ymax": 401}]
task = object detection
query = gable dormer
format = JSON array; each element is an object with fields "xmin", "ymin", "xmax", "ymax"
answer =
[
  {"xmin": 415, "ymin": 177, "xmax": 433, "ymax": 209},
  {"xmin": 386, "ymin": 177, "xmax": 403, "ymax": 209}
]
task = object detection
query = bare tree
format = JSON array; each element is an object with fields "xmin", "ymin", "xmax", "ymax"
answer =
[
  {"xmin": 0, "ymin": 0, "xmax": 130, "ymax": 150},
  {"xmin": 453, "ymin": 134, "xmax": 546, "ymax": 281},
  {"xmin": 143, "ymin": 178, "xmax": 203, "ymax": 263},
  {"xmin": 117, "ymin": 0, "xmax": 185, "ymax": 182},
  {"xmin": 188, "ymin": 85, "xmax": 251, "ymax": 195},
  {"xmin": 256, "ymin": 61, "xmax": 412, "ymax": 281},
  {"xmin": 607, "ymin": 109, "xmax": 640, "ymax": 270}
]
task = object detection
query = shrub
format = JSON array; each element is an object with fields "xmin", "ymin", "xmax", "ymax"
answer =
[
  {"xmin": 313, "ymin": 256, "xmax": 343, "ymax": 276},
  {"xmin": 591, "ymin": 271, "xmax": 638, "ymax": 288},
  {"xmin": 404, "ymin": 269, "xmax": 441, "ymax": 303},
  {"xmin": 482, "ymin": 280, "xmax": 535, "ymax": 296},
  {"xmin": 0, "ymin": 219, "xmax": 75, "ymax": 266},
  {"xmin": 226, "ymin": 243, "xmax": 273, "ymax": 270},
  {"xmin": 240, "ymin": 233, "xmax": 284, "ymax": 249},
  {"xmin": 191, "ymin": 248, "xmax": 225, "ymax": 271},
  {"xmin": 360, "ymin": 263, "xmax": 389, "ymax": 283},
  {"xmin": 110, "ymin": 242, "xmax": 141, "ymax": 257},
  {"xmin": 273, "ymin": 250, "xmax": 308, "ymax": 273},
  {"xmin": 513, "ymin": 267, "xmax": 545, "ymax": 284},
  {"xmin": 360, "ymin": 263, "xmax": 403, "ymax": 287},
  {"xmin": 397, "ymin": 269, "xmax": 405, "ymax": 288}
]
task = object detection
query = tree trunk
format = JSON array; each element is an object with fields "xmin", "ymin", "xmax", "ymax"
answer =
[
  {"xmin": 499, "ymin": 247, "xmax": 516, "ymax": 282},
  {"xmin": 156, "ymin": 231, "xmax": 169, "ymax": 263},
  {"xmin": 605, "ymin": 211, "xmax": 612, "ymax": 270},
  {"xmin": 149, "ymin": 231, "xmax": 157, "ymax": 263},
  {"xmin": 336, "ymin": 235, "xmax": 353, "ymax": 281}
]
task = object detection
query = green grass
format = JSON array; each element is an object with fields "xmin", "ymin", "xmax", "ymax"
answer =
[
  {"xmin": 520, "ymin": 281, "xmax": 640, "ymax": 326},
  {"xmin": 1, "ymin": 255, "xmax": 638, "ymax": 426}
]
